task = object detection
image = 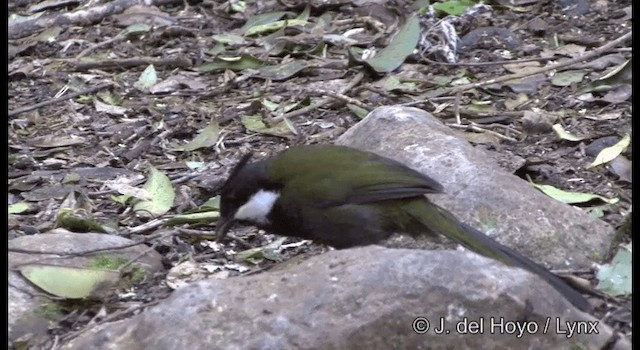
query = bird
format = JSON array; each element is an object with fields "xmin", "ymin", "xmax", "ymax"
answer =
[{"xmin": 215, "ymin": 144, "xmax": 589, "ymax": 311}]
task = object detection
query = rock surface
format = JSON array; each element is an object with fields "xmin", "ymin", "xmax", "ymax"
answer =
[
  {"xmin": 336, "ymin": 106, "xmax": 613, "ymax": 268},
  {"xmin": 8, "ymin": 229, "xmax": 164, "ymax": 345},
  {"xmin": 63, "ymin": 246, "xmax": 620, "ymax": 350}
]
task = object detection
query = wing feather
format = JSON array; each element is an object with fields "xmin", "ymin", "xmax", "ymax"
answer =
[{"xmin": 270, "ymin": 145, "xmax": 443, "ymax": 207}]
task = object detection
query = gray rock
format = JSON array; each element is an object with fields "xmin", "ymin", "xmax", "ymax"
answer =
[
  {"xmin": 8, "ymin": 229, "xmax": 164, "ymax": 345},
  {"xmin": 63, "ymin": 247, "xmax": 618, "ymax": 350},
  {"xmin": 336, "ymin": 106, "xmax": 612, "ymax": 268}
]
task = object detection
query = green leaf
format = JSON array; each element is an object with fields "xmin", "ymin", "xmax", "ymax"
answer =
[
  {"xmin": 241, "ymin": 11, "xmax": 289, "ymax": 34},
  {"xmin": 96, "ymin": 90, "xmax": 123, "ymax": 106},
  {"xmin": 363, "ymin": 15, "xmax": 420, "ymax": 73},
  {"xmin": 281, "ymin": 116, "xmax": 298, "ymax": 136},
  {"xmin": 230, "ymin": 0, "xmax": 246, "ymax": 12},
  {"xmin": 466, "ymin": 100, "xmax": 495, "ymax": 113},
  {"xmin": 243, "ymin": 6, "xmax": 308, "ymax": 37},
  {"xmin": 432, "ymin": 0, "xmax": 476, "ymax": 15},
  {"xmin": 551, "ymin": 70, "xmax": 586, "ymax": 87},
  {"xmin": 236, "ymin": 237, "xmax": 286, "ymax": 264},
  {"xmin": 134, "ymin": 65, "xmax": 158, "ymax": 91},
  {"xmin": 19, "ymin": 264, "xmax": 121, "ymax": 299},
  {"xmin": 200, "ymin": 196, "xmax": 221, "ymax": 211},
  {"xmin": 347, "ymin": 104, "xmax": 370, "ymax": 119},
  {"xmin": 211, "ymin": 33, "xmax": 246, "ymax": 45},
  {"xmin": 55, "ymin": 190, "xmax": 108, "ymax": 232},
  {"xmin": 531, "ymin": 183, "xmax": 618, "ymax": 204},
  {"xmin": 431, "ymin": 75, "xmax": 455, "ymax": 86},
  {"xmin": 245, "ymin": 19, "xmax": 308, "ymax": 36},
  {"xmin": 347, "ymin": 46, "xmax": 366, "ymax": 66},
  {"xmin": 256, "ymin": 61, "xmax": 308, "ymax": 81},
  {"xmin": 241, "ymin": 115, "xmax": 295, "ymax": 139},
  {"xmin": 179, "ymin": 196, "xmax": 220, "ymax": 214},
  {"xmin": 207, "ymin": 42, "xmax": 226, "ymax": 56},
  {"xmin": 597, "ymin": 59, "xmax": 631, "ymax": 83},
  {"xmin": 295, "ymin": 5, "xmax": 310, "ymax": 22},
  {"xmin": 305, "ymin": 41, "xmax": 327, "ymax": 55},
  {"xmin": 132, "ymin": 167, "xmax": 175, "ymax": 217},
  {"xmin": 110, "ymin": 194, "xmax": 132, "ymax": 205},
  {"xmin": 9, "ymin": 202, "xmax": 30, "ymax": 214},
  {"xmin": 36, "ymin": 26, "xmax": 62, "ymax": 42},
  {"xmin": 596, "ymin": 244, "xmax": 632, "ymax": 296},
  {"xmin": 185, "ymin": 161, "xmax": 205, "ymax": 170},
  {"xmin": 552, "ymin": 124, "xmax": 585, "ymax": 141},
  {"xmin": 262, "ymin": 99, "xmax": 280, "ymax": 112},
  {"xmin": 123, "ymin": 23, "xmax": 151, "ymax": 36},
  {"xmin": 57, "ymin": 208, "xmax": 108, "ymax": 233},
  {"xmin": 257, "ymin": 27, "xmax": 286, "ymax": 54},
  {"xmin": 263, "ymin": 97, "xmax": 310, "ymax": 114},
  {"xmin": 588, "ymin": 134, "xmax": 630, "ymax": 168},
  {"xmin": 174, "ymin": 121, "xmax": 220, "ymax": 152},
  {"xmin": 380, "ymin": 76, "xmax": 418, "ymax": 92},
  {"xmin": 241, "ymin": 114, "xmax": 268, "ymax": 130}
]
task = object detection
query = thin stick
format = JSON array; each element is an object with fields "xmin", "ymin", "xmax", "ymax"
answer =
[
  {"xmin": 275, "ymin": 71, "xmax": 365, "ymax": 121},
  {"xmin": 447, "ymin": 123, "xmax": 518, "ymax": 142},
  {"xmin": 9, "ymin": 83, "xmax": 112, "ymax": 117}
]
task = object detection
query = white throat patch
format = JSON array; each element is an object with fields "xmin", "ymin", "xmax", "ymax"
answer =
[{"xmin": 234, "ymin": 189, "xmax": 279, "ymax": 225}]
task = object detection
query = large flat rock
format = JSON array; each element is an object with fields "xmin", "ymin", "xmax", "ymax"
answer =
[
  {"xmin": 336, "ymin": 106, "xmax": 613, "ymax": 268},
  {"xmin": 63, "ymin": 247, "xmax": 623, "ymax": 350}
]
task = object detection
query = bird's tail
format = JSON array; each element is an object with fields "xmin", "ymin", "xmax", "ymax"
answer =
[{"xmin": 405, "ymin": 200, "xmax": 590, "ymax": 311}]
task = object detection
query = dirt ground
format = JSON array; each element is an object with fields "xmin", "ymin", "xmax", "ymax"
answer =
[{"xmin": 8, "ymin": 0, "xmax": 632, "ymax": 347}]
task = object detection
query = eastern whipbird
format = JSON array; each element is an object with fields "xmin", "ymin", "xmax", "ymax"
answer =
[{"xmin": 215, "ymin": 145, "xmax": 589, "ymax": 311}]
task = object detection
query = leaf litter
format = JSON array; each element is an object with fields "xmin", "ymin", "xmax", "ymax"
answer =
[{"xmin": 7, "ymin": 0, "xmax": 631, "ymax": 345}]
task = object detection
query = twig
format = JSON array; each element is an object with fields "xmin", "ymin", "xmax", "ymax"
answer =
[
  {"xmin": 310, "ymin": 89, "xmax": 371, "ymax": 111},
  {"xmin": 275, "ymin": 71, "xmax": 365, "ymax": 121},
  {"xmin": 421, "ymin": 55, "xmax": 554, "ymax": 67},
  {"xmin": 171, "ymin": 171, "xmax": 203, "ymax": 185},
  {"xmin": 454, "ymin": 109, "xmax": 525, "ymax": 119},
  {"xmin": 66, "ymin": 55, "xmax": 192, "ymax": 71},
  {"xmin": 454, "ymin": 92, "xmax": 461, "ymax": 125},
  {"xmin": 9, "ymin": 0, "xmax": 183, "ymax": 39},
  {"xmin": 124, "ymin": 218, "xmax": 169, "ymax": 235},
  {"xmin": 483, "ymin": 123, "xmax": 523, "ymax": 136},
  {"xmin": 76, "ymin": 32, "xmax": 126, "ymax": 59},
  {"xmin": 8, "ymin": 83, "xmax": 112, "ymax": 117},
  {"xmin": 447, "ymin": 122, "xmax": 518, "ymax": 142},
  {"xmin": 551, "ymin": 268, "xmax": 593, "ymax": 275},
  {"xmin": 50, "ymin": 335, "xmax": 59, "ymax": 350}
]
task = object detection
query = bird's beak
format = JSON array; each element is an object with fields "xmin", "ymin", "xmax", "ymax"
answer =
[{"xmin": 215, "ymin": 216, "xmax": 235, "ymax": 242}]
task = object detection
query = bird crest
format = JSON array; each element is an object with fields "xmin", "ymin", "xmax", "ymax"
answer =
[{"xmin": 221, "ymin": 152, "xmax": 254, "ymax": 190}]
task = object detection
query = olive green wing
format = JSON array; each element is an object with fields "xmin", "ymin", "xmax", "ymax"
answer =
[{"xmin": 269, "ymin": 145, "xmax": 443, "ymax": 206}]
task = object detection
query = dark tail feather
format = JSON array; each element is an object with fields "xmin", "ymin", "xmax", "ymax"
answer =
[
  {"xmin": 457, "ymin": 220, "xmax": 590, "ymax": 311},
  {"xmin": 408, "ymin": 201, "xmax": 590, "ymax": 311}
]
